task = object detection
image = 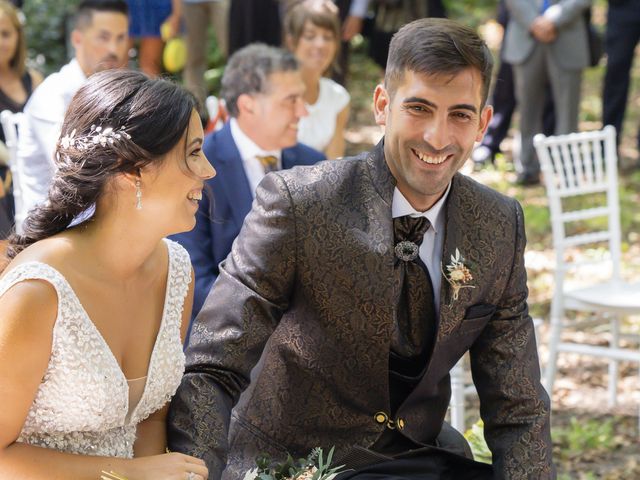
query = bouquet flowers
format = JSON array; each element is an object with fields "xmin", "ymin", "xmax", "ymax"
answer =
[{"xmin": 246, "ymin": 446, "xmax": 344, "ymax": 480}]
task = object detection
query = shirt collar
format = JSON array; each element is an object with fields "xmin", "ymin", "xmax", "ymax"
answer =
[
  {"xmin": 391, "ymin": 182, "xmax": 451, "ymax": 234},
  {"xmin": 230, "ymin": 118, "xmax": 281, "ymax": 163}
]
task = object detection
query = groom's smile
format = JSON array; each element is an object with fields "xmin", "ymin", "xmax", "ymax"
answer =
[{"xmin": 374, "ymin": 68, "xmax": 492, "ymax": 212}]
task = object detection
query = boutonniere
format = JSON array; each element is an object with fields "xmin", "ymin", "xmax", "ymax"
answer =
[{"xmin": 442, "ymin": 248, "xmax": 475, "ymax": 302}]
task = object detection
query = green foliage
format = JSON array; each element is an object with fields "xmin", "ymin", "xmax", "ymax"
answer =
[
  {"xmin": 553, "ymin": 416, "xmax": 616, "ymax": 459},
  {"xmin": 203, "ymin": 27, "xmax": 227, "ymax": 95},
  {"xmin": 464, "ymin": 420, "xmax": 492, "ymax": 464},
  {"xmin": 254, "ymin": 447, "xmax": 344, "ymax": 480},
  {"xmin": 23, "ymin": 0, "xmax": 81, "ymax": 75},
  {"xmin": 444, "ymin": 0, "xmax": 497, "ymax": 28},
  {"xmin": 558, "ymin": 473, "xmax": 599, "ymax": 480}
]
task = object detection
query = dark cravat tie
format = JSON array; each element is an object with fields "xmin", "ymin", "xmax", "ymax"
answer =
[
  {"xmin": 391, "ymin": 215, "xmax": 436, "ymax": 368},
  {"xmin": 256, "ymin": 155, "xmax": 278, "ymax": 173}
]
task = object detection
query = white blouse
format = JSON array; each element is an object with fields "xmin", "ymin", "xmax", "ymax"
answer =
[{"xmin": 297, "ymin": 77, "xmax": 350, "ymax": 154}]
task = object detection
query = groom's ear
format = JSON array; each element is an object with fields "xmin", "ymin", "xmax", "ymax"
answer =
[{"xmin": 373, "ymin": 84, "xmax": 389, "ymax": 127}]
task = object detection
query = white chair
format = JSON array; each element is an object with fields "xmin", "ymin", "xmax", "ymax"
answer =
[
  {"xmin": 533, "ymin": 126, "xmax": 640, "ymax": 416},
  {"xmin": 205, "ymin": 95, "xmax": 228, "ymax": 133},
  {"xmin": 449, "ymin": 357, "xmax": 474, "ymax": 432},
  {"xmin": 449, "ymin": 319, "xmax": 542, "ymax": 433},
  {"xmin": 0, "ymin": 110, "xmax": 25, "ymax": 233}
]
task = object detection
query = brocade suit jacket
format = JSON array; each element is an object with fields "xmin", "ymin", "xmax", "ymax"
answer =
[{"xmin": 167, "ymin": 141, "xmax": 554, "ymax": 479}]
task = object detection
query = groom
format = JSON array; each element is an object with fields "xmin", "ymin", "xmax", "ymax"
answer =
[{"xmin": 168, "ymin": 18, "xmax": 554, "ymax": 479}]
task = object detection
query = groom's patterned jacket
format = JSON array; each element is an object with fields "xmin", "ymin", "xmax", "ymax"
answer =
[{"xmin": 167, "ymin": 141, "xmax": 554, "ymax": 479}]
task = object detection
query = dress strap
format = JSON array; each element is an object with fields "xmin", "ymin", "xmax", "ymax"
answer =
[
  {"xmin": 0, "ymin": 261, "xmax": 68, "ymax": 299},
  {"xmin": 163, "ymin": 238, "xmax": 192, "ymax": 328}
]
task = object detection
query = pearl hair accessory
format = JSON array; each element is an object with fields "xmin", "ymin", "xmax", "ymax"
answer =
[{"xmin": 58, "ymin": 125, "xmax": 131, "ymax": 151}]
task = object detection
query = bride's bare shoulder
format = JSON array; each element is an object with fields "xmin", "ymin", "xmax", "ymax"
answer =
[{"xmin": 2, "ymin": 234, "xmax": 77, "ymax": 277}]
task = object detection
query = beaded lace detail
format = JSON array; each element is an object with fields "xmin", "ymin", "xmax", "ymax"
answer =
[{"xmin": 1, "ymin": 239, "xmax": 190, "ymax": 458}]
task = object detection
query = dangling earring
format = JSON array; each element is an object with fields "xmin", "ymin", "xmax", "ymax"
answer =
[{"xmin": 135, "ymin": 179, "xmax": 142, "ymax": 210}]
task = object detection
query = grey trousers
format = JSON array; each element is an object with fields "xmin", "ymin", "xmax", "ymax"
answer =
[
  {"xmin": 183, "ymin": 0, "xmax": 230, "ymax": 105},
  {"xmin": 513, "ymin": 44, "xmax": 583, "ymax": 176}
]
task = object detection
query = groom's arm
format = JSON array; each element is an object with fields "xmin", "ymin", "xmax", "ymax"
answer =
[
  {"xmin": 167, "ymin": 172, "xmax": 297, "ymax": 479},
  {"xmin": 469, "ymin": 200, "xmax": 555, "ymax": 478}
]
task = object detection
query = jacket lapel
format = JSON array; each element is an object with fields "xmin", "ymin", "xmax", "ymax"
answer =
[
  {"xmin": 437, "ymin": 174, "xmax": 485, "ymax": 340},
  {"xmin": 213, "ymin": 124, "xmax": 254, "ymax": 229},
  {"xmin": 363, "ymin": 140, "xmax": 399, "ymax": 342},
  {"xmin": 367, "ymin": 139, "xmax": 396, "ymax": 207}
]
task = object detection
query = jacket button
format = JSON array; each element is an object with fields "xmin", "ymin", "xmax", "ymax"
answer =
[
  {"xmin": 397, "ymin": 418, "xmax": 405, "ymax": 430},
  {"xmin": 374, "ymin": 412, "xmax": 388, "ymax": 425}
]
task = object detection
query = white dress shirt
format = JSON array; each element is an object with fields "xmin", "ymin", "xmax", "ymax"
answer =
[
  {"xmin": 229, "ymin": 118, "xmax": 282, "ymax": 197},
  {"xmin": 391, "ymin": 183, "xmax": 451, "ymax": 315},
  {"xmin": 16, "ymin": 59, "xmax": 86, "ymax": 231}
]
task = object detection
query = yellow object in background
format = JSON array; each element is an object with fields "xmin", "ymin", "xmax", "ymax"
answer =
[
  {"xmin": 160, "ymin": 21, "xmax": 173, "ymax": 42},
  {"xmin": 163, "ymin": 37, "xmax": 187, "ymax": 73}
]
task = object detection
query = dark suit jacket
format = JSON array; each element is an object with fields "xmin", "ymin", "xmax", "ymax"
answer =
[
  {"xmin": 170, "ymin": 122, "xmax": 324, "ymax": 318},
  {"xmin": 167, "ymin": 141, "xmax": 553, "ymax": 479}
]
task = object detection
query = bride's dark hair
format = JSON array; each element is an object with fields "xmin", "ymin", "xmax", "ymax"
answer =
[{"xmin": 6, "ymin": 69, "xmax": 196, "ymax": 259}]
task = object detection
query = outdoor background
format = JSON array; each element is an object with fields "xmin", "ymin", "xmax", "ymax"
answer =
[{"xmin": 21, "ymin": 0, "xmax": 640, "ymax": 478}]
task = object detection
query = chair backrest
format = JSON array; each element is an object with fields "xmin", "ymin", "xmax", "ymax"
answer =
[
  {"xmin": 533, "ymin": 125, "xmax": 621, "ymax": 281},
  {"xmin": 205, "ymin": 95, "xmax": 228, "ymax": 134},
  {"xmin": 1, "ymin": 110, "xmax": 25, "ymax": 233}
]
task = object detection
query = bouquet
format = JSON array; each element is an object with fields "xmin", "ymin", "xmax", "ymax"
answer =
[{"xmin": 247, "ymin": 446, "xmax": 344, "ymax": 480}]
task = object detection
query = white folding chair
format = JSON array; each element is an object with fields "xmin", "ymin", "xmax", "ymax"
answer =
[
  {"xmin": 534, "ymin": 126, "xmax": 640, "ymax": 421},
  {"xmin": 449, "ymin": 357, "xmax": 474, "ymax": 432},
  {"xmin": 449, "ymin": 319, "xmax": 542, "ymax": 433},
  {"xmin": 205, "ymin": 95, "xmax": 228, "ymax": 133},
  {"xmin": 0, "ymin": 110, "xmax": 25, "ymax": 233}
]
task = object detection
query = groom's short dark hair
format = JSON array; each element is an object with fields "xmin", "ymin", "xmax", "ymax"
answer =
[{"xmin": 385, "ymin": 18, "xmax": 494, "ymax": 107}]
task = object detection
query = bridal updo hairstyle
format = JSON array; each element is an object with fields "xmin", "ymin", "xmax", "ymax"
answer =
[{"xmin": 6, "ymin": 69, "xmax": 196, "ymax": 259}]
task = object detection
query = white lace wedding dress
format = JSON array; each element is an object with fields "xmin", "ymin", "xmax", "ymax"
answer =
[{"xmin": 0, "ymin": 239, "xmax": 191, "ymax": 458}]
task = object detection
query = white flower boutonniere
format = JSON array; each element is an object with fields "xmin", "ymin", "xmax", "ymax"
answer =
[{"xmin": 442, "ymin": 248, "xmax": 475, "ymax": 302}]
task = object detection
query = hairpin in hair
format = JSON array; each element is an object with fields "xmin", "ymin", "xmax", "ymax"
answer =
[{"xmin": 59, "ymin": 125, "xmax": 132, "ymax": 151}]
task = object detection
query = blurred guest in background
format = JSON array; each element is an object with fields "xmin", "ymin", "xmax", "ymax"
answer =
[
  {"xmin": 503, "ymin": 0, "xmax": 591, "ymax": 185},
  {"xmin": 16, "ymin": 0, "xmax": 128, "ymax": 233},
  {"xmin": 331, "ymin": 0, "xmax": 369, "ymax": 86},
  {"xmin": 171, "ymin": 44, "xmax": 324, "ymax": 323},
  {"xmin": 284, "ymin": 0, "xmax": 350, "ymax": 158},
  {"xmin": 368, "ymin": 0, "xmax": 446, "ymax": 69},
  {"xmin": 471, "ymin": 0, "xmax": 554, "ymax": 169},
  {"xmin": 602, "ymin": 0, "xmax": 640, "ymax": 156},
  {"xmin": 183, "ymin": 0, "xmax": 229, "ymax": 105},
  {"xmin": 0, "ymin": 0, "xmax": 42, "ymax": 240},
  {"xmin": 228, "ymin": 0, "xmax": 282, "ymax": 56},
  {"xmin": 127, "ymin": 0, "xmax": 182, "ymax": 76}
]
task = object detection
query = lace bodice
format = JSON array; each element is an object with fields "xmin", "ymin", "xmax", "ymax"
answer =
[{"xmin": 0, "ymin": 239, "xmax": 191, "ymax": 458}]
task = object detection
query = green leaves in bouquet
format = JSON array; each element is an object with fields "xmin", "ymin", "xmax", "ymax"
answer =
[{"xmin": 254, "ymin": 446, "xmax": 344, "ymax": 480}]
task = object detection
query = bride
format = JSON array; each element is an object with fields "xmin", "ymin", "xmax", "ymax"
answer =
[{"xmin": 0, "ymin": 70, "xmax": 213, "ymax": 479}]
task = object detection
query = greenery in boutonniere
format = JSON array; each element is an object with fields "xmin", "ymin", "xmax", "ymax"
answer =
[{"xmin": 253, "ymin": 446, "xmax": 344, "ymax": 480}]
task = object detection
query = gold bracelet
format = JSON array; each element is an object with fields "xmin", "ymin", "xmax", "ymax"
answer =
[{"xmin": 100, "ymin": 471, "xmax": 130, "ymax": 480}]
